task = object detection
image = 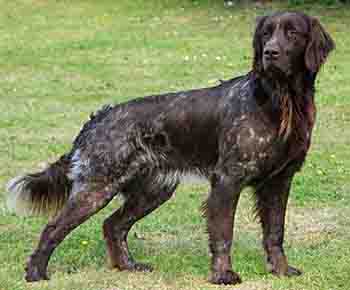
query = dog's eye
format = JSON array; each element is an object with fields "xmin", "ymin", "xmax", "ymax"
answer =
[
  {"xmin": 262, "ymin": 30, "xmax": 271, "ymax": 38},
  {"xmin": 287, "ymin": 30, "xmax": 298, "ymax": 39}
]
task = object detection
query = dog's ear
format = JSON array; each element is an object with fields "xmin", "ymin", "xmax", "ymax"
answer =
[
  {"xmin": 252, "ymin": 16, "xmax": 268, "ymax": 74},
  {"xmin": 305, "ymin": 17, "xmax": 335, "ymax": 73}
]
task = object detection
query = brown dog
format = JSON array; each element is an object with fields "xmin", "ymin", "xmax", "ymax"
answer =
[{"xmin": 7, "ymin": 11, "xmax": 334, "ymax": 285}]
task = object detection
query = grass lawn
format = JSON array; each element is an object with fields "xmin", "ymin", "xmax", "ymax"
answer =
[{"xmin": 1, "ymin": 1, "xmax": 349, "ymax": 289}]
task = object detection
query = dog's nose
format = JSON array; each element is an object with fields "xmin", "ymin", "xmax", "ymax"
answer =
[{"xmin": 264, "ymin": 46, "xmax": 280, "ymax": 59}]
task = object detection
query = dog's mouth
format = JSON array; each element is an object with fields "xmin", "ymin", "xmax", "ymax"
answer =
[{"xmin": 263, "ymin": 58, "xmax": 290, "ymax": 77}]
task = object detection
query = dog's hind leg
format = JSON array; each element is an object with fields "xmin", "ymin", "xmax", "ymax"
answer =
[
  {"xmin": 24, "ymin": 187, "xmax": 115, "ymax": 282},
  {"xmin": 103, "ymin": 181, "xmax": 178, "ymax": 272},
  {"xmin": 255, "ymin": 171, "xmax": 302, "ymax": 277},
  {"xmin": 24, "ymin": 159, "xmax": 144, "ymax": 282}
]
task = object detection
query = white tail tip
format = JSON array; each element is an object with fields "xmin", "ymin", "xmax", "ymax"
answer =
[{"xmin": 6, "ymin": 176, "xmax": 34, "ymax": 216}]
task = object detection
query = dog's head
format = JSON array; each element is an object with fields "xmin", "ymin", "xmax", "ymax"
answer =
[{"xmin": 252, "ymin": 12, "xmax": 335, "ymax": 77}]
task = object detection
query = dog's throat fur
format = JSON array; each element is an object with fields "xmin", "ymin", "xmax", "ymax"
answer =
[{"xmin": 259, "ymin": 74, "xmax": 316, "ymax": 157}]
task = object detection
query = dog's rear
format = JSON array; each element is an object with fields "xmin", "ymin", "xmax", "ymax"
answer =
[
  {"xmin": 6, "ymin": 154, "xmax": 72, "ymax": 217},
  {"xmin": 6, "ymin": 105, "xmax": 115, "ymax": 218}
]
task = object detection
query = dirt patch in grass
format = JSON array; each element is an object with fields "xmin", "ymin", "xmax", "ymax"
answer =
[
  {"xmin": 313, "ymin": 105, "xmax": 350, "ymax": 150},
  {"xmin": 234, "ymin": 196, "xmax": 346, "ymax": 248},
  {"xmin": 285, "ymin": 206, "xmax": 339, "ymax": 246}
]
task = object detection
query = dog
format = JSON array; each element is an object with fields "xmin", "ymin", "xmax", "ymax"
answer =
[{"xmin": 6, "ymin": 11, "xmax": 334, "ymax": 285}]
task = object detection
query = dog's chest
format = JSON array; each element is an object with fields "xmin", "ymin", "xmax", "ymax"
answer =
[{"xmin": 225, "ymin": 114, "xmax": 288, "ymax": 176}]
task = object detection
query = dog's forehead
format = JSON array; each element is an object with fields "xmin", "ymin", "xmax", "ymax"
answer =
[{"xmin": 266, "ymin": 12, "xmax": 309, "ymax": 32}]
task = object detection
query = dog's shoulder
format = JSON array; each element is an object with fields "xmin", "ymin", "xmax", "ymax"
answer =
[{"xmin": 216, "ymin": 73, "xmax": 262, "ymax": 115}]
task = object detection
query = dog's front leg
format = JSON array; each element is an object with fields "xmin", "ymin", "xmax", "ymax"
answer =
[
  {"xmin": 203, "ymin": 170, "xmax": 242, "ymax": 285},
  {"xmin": 255, "ymin": 170, "xmax": 302, "ymax": 277}
]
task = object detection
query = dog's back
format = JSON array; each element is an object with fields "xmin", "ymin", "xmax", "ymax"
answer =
[{"xmin": 6, "ymin": 75, "xmax": 245, "ymax": 218}]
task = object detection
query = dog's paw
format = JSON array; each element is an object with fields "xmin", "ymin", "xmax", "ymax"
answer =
[
  {"xmin": 25, "ymin": 265, "xmax": 49, "ymax": 282},
  {"xmin": 118, "ymin": 261, "xmax": 154, "ymax": 272},
  {"xmin": 209, "ymin": 270, "xmax": 242, "ymax": 285},
  {"xmin": 132, "ymin": 262, "xmax": 154, "ymax": 272},
  {"xmin": 284, "ymin": 265, "xmax": 302, "ymax": 277},
  {"xmin": 25, "ymin": 255, "xmax": 49, "ymax": 282},
  {"xmin": 269, "ymin": 264, "xmax": 302, "ymax": 277}
]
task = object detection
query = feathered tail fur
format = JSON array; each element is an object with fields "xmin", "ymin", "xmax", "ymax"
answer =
[{"xmin": 6, "ymin": 154, "xmax": 72, "ymax": 217}]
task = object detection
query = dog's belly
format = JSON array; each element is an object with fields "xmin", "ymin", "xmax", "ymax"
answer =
[
  {"xmin": 180, "ymin": 171, "xmax": 209, "ymax": 184},
  {"xmin": 149, "ymin": 169, "xmax": 209, "ymax": 191}
]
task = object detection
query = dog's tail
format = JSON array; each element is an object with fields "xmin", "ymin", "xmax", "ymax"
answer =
[{"xmin": 6, "ymin": 154, "xmax": 72, "ymax": 217}]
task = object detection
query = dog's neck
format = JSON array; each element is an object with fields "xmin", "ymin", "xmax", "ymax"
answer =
[
  {"xmin": 259, "ymin": 70, "xmax": 315, "ymax": 104},
  {"xmin": 255, "ymin": 70, "xmax": 317, "ymax": 157}
]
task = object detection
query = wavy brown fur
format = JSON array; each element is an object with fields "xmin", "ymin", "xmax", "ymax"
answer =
[
  {"xmin": 252, "ymin": 11, "xmax": 334, "ymax": 169},
  {"xmin": 8, "ymin": 11, "xmax": 335, "ymax": 285}
]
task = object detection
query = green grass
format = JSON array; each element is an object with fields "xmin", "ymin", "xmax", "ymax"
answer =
[{"xmin": 1, "ymin": 1, "xmax": 350, "ymax": 290}]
